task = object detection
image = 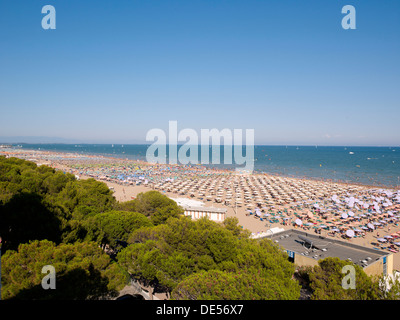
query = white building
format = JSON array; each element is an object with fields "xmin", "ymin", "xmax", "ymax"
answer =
[
  {"xmin": 182, "ymin": 205, "xmax": 227, "ymax": 222},
  {"xmin": 171, "ymin": 198, "xmax": 227, "ymax": 222}
]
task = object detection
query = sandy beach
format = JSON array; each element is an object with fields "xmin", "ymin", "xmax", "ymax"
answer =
[{"xmin": 2, "ymin": 147, "xmax": 400, "ymax": 272}]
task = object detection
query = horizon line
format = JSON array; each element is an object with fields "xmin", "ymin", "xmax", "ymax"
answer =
[{"xmin": 2, "ymin": 142, "xmax": 400, "ymax": 148}]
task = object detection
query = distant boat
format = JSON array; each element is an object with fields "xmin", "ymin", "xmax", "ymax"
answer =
[
  {"xmin": 112, "ymin": 144, "xmax": 114, "ymax": 148},
  {"xmin": 349, "ymin": 152, "xmax": 354, "ymax": 154}
]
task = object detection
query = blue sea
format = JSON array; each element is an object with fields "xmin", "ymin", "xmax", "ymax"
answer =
[{"xmin": 13, "ymin": 144, "xmax": 400, "ymax": 188}]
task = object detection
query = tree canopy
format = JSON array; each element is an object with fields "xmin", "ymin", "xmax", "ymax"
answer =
[
  {"xmin": 1, "ymin": 240, "xmax": 128, "ymax": 300},
  {"xmin": 117, "ymin": 216, "xmax": 301, "ymax": 299},
  {"xmin": 117, "ymin": 190, "xmax": 184, "ymax": 225},
  {"xmin": 171, "ymin": 269, "xmax": 299, "ymax": 300},
  {"xmin": 299, "ymin": 257, "xmax": 400, "ymax": 300},
  {"xmin": 0, "ymin": 157, "xmax": 119, "ymax": 251},
  {"xmin": 84, "ymin": 210, "xmax": 153, "ymax": 249}
]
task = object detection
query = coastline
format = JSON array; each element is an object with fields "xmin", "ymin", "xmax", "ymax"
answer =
[{"xmin": 2, "ymin": 145, "xmax": 398, "ymax": 190}]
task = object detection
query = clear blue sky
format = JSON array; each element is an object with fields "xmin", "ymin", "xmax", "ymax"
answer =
[{"xmin": 0, "ymin": 0, "xmax": 399, "ymax": 145}]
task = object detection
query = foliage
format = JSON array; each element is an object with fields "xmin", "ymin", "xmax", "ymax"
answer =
[
  {"xmin": 133, "ymin": 190, "xmax": 173, "ymax": 215},
  {"xmin": 118, "ymin": 216, "xmax": 300, "ymax": 298},
  {"xmin": 307, "ymin": 257, "xmax": 381, "ymax": 300},
  {"xmin": 84, "ymin": 210, "xmax": 153, "ymax": 248},
  {"xmin": 222, "ymin": 217, "xmax": 251, "ymax": 238},
  {"xmin": 115, "ymin": 199, "xmax": 137, "ymax": 212},
  {"xmin": 129, "ymin": 191, "xmax": 184, "ymax": 225},
  {"xmin": 0, "ymin": 192, "xmax": 64, "ymax": 251},
  {"xmin": 379, "ymin": 273, "xmax": 400, "ymax": 300},
  {"xmin": 0, "ymin": 156, "xmax": 303, "ymax": 301},
  {"xmin": 0, "ymin": 157, "xmax": 119, "ymax": 249},
  {"xmin": 150, "ymin": 203, "xmax": 183, "ymax": 226},
  {"xmin": 1, "ymin": 240, "xmax": 129, "ymax": 300},
  {"xmin": 0, "ymin": 157, "xmax": 184, "ymax": 250},
  {"xmin": 53, "ymin": 178, "xmax": 116, "ymax": 218},
  {"xmin": 171, "ymin": 269, "xmax": 299, "ymax": 300}
]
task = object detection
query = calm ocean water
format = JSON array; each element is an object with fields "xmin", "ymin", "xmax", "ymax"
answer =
[{"xmin": 15, "ymin": 144, "xmax": 400, "ymax": 188}]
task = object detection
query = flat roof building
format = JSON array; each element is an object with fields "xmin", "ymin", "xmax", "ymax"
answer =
[
  {"xmin": 182, "ymin": 205, "xmax": 227, "ymax": 222},
  {"xmin": 172, "ymin": 197, "xmax": 227, "ymax": 222},
  {"xmin": 264, "ymin": 229, "xmax": 393, "ymax": 277}
]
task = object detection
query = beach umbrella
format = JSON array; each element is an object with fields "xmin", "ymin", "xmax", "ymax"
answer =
[
  {"xmin": 384, "ymin": 190, "xmax": 393, "ymax": 197},
  {"xmin": 367, "ymin": 223, "xmax": 375, "ymax": 230},
  {"xmin": 295, "ymin": 219, "xmax": 303, "ymax": 226},
  {"xmin": 377, "ymin": 238, "xmax": 387, "ymax": 243},
  {"xmin": 341, "ymin": 213, "xmax": 348, "ymax": 219},
  {"xmin": 346, "ymin": 230, "xmax": 355, "ymax": 238},
  {"xmin": 348, "ymin": 211, "xmax": 354, "ymax": 217}
]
